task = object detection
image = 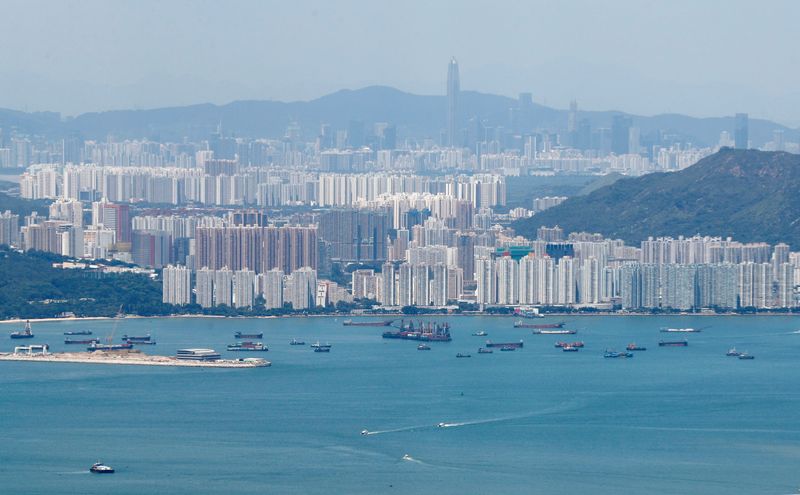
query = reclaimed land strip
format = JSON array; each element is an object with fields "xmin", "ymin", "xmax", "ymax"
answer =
[{"xmin": 0, "ymin": 352, "xmax": 270, "ymax": 368}]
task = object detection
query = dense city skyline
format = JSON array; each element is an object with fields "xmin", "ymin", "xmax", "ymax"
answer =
[{"xmin": 2, "ymin": 0, "xmax": 800, "ymax": 126}]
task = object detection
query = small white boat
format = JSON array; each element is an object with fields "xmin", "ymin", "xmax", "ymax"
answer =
[
  {"xmin": 361, "ymin": 429, "xmax": 369, "ymax": 435},
  {"xmin": 90, "ymin": 462, "xmax": 114, "ymax": 474}
]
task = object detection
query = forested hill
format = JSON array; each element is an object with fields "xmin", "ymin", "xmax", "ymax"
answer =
[{"xmin": 512, "ymin": 148, "xmax": 800, "ymax": 248}]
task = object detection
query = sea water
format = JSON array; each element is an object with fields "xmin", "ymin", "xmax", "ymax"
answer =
[{"xmin": 1, "ymin": 315, "xmax": 799, "ymax": 494}]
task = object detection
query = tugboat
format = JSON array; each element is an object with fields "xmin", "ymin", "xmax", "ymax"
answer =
[
  {"xmin": 289, "ymin": 338, "xmax": 306, "ymax": 346},
  {"xmin": 626, "ymin": 343, "xmax": 647, "ymax": 351},
  {"xmin": 738, "ymin": 353, "xmax": 755, "ymax": 360},
  {"xmin": 456, "ymin": 353, "xmax": 471, "ymax": 358},
  {"xmin": 10, "ymin": 321, "xmax": 34, "ymax": 339},
  {"xmin": 726, "ymin": 347, "xmax": 741, "ymax": 357},
  {"xmin": 235, "ymin": 331, "xmax": 263, "ymax": 339},
  {"xmin": 314, "ymin": 346, "xmax": 331, "ymax": 353},
  {"xmin": 417, "ymin": 344, "xmax": 431, "ymax": 351},
  {"xmin": 499, "ymin": 346, "xmax": 516, "ymax": 352},
  {"xmin": 90, "ymin": 462, "xmax": 114, "ymax": 474},
  {"xmin": 477, "ymin": 347, "xmax": 493, "ymax": 354},
  {"xmin": 471, "ymin": 331, "xmax": 488, "ymax": 337},
  {"xmin": 64, "ymin": 330, "xmax": 92, "ymax": 336}
]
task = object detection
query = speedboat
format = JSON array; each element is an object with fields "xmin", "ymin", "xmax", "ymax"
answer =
[
  {"xmin": 477, "ymin": 347, "xmax": 493, "ymax": 354},
  {"xmin": 562, "ymin": 346, "xmax": 579, "ymax": 352},
  {"xmin": 361, "ymin": 429, "xmax": 369, "ymax": 435},
  {"xmin": 90, "ymin": 462, "xmax": 114, "ymax": 474},
  {"xmin": 471, "ymin": 331, "xmax": 488, "ymax": 336},
  {"xmin": 417, "ymin": 344, "xmax": 431, "ymax": 351},
  {"xmin": 289, "ymin": 339, "xmax": 305, "ymax": 345},
  {"xmin": 738, "ymin": 353, "xmax": 755, "ymax": 360},
  {"xmin": 456, "ymin": 353, "xmax": 471, "ymax": 358},
  {"xmin": 437, "ymin": 422, "xmax": 446, "ymax": 428},
  {"xmin": 726, "ymin": 347, "xmax": 741, "ymax": 357},
  {"xmin": 402, "ymin": 454, "xmax": 413, "ymax": 461}
]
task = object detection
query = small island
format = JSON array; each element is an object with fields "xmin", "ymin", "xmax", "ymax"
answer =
[{"xmin": 0, "ymin": 346, "xmax": 270, "ymax": 368}]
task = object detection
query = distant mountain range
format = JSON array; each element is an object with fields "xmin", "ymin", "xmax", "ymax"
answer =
[
  {"xmin": 512, "ymin": 148, "xmax": 800, "ymax": 248},
  {"xmin": 0, "ymin": 86, "xmax": 796, "ymax": 146}
]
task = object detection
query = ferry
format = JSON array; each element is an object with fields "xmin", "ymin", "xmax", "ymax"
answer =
[
  {"xmin": 227, "ymin": 341, "xmax": 268, "ymax": 352},
  {"xmin": 289, "ymin": 338, "xmax": 306, "ymax": 346},
  {"xmin": 477, "ymin": 347, "xmax": 493, "ymax": 354},
  {"xmin": 604, "ymin": 350, "xmax": 634, "ymax": 358},
  {"xmin": 471, "ymin": 331, "xmax": 488, "ymax": 336},
  {"xmin": 726, "ymin": 347, "xmax": 741, "ymax": 357},
  {"xmin": 661, "ymin": 327, "xmax": 702, "ymax": 333},
  {"xmin": 314, "ymin": 346, "xmax": 331, "ymax": 353},
  {"xmin": 417, "ymin": 344, "xmax": 431, "ymax": 351},
  {"xmin": 10, "ymin": 321, "xmax": 34, "ymax": 339},
  {"xmin": 456, "ymin": 353, "xmax": 471, "ymax": 358},
  {"xmin": 658, "ymin": 340, "xmax": 688, "ymax": 347},
  {"xmin": 235, "ymin": 331, "xmax": 263, "ymax": 339},
  {"xmin": 626, "ymin": 343, "xmax": 647, "ymax": 351},
  {"xmin": 562, "ymin": 346, "xmax": 580, "ymax": 352},
  {"xmin": 87, "ymin": 342, "xmax": 134, "ymax": 352},
  {"xmin": 64, "ymin": 330, "xmax": 92, "ymax": 336},
  {"xmin": 90, "ymin": 462, "xmax": 114, "ymax": 474},
  {"xmin": 485, "ymin": 340, "xmax": 524, "ymax": 349},
  {"xmin": 65, "ymin": 338, "xmax": 100, "ymax": 345},
  {"xmin": 531, "ymin": 329, "xmax": 577, "ymax": 335},
  {"xmin": 738, "ymin": 353, "xmax": 755, "ymax": 360},
  {"xmin": 121, "ymin": 334, "xmax": 150, "ymax": 342}
]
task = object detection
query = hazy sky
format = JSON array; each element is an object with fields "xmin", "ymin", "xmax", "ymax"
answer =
[{"xmin": 2, "ymin": 0, "xmax": 799, "ymax": 125}]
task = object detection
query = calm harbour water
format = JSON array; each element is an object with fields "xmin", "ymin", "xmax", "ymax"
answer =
[{"xmin": 1, "ymin": 315, "xmax": 799, "ymax": 495}]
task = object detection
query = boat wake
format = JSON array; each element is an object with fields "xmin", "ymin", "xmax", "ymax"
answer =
[
  {"xmin": 362, "ymin": 425, "xmax": 429, "ymax": 436},
  {"xmin": 437, "ymin": 400, "xmax": 585, "ymax": 430}
]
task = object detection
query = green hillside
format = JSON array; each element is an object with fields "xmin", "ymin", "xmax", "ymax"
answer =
[{"xmin": 512, "ymin": 148, "xmax": 800, "ymax": 247}]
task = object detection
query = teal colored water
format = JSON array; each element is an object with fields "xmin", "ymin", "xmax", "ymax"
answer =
[{"xmin": 1, "ymin": 315, "xmax": 799, "ymax": 494}]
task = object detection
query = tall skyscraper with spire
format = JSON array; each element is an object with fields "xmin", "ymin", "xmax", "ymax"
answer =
[{"xmin": 446, "ymin": 57, "xmax": 460, "ymax": 147}]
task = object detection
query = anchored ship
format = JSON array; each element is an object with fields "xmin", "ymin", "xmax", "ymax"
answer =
[
  {"xmin": 87, "ymin": 342, "xmax": 134, "ymax": 352},
  {"xmin": 65, "ymin": 338, "xmax": 100, "ymax": 345},
  {"xmin": 382, "ymin": 320, "xmax": 452, "ymax": 342},
  {"xmin": 513, "ymin": 320, "xmax": 565, "ymax": 329},
  {"xmin": 227, "ymin": 341, "xmax": 268, "ymax": 352},
  {"xmin": 485, "ymin": 340, "xmax": 524, "ymax": 349},
  {"xmin": 342, "ymin": 319, "xmax": 394, "ymax": 327},
  {"xmin": 64, "ymin": 330, "xmax": 92, "ymax": 336},
  {"xmin": 10, "ymin": 321, "xmax": 34, "ymax": 339},
  {"xmin": 658, "ymin": 340, "xmax": 688, "ymax": 347},
  {"xmin": 235, "ymin": 331, "xmax": 263, "ymax": 339},
  {"xmin": 531, "ymin": 329, "xmax": 577, "ymax": 335}
]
